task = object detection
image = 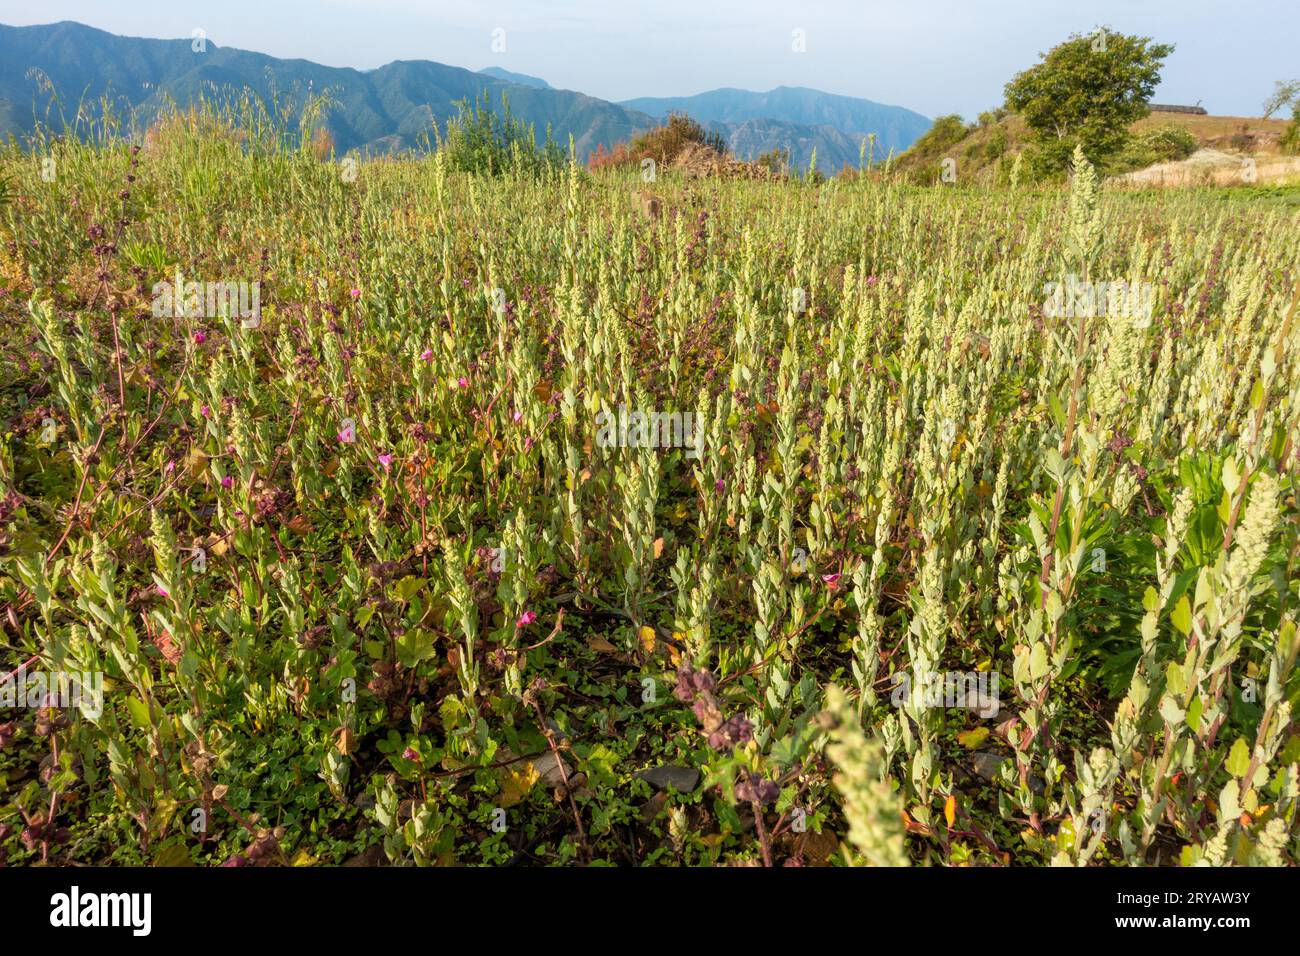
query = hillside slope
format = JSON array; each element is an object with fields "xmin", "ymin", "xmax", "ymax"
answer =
[
  {"xmin": 0, "ymin": 21, "xmax": 915, "ymax": 169},
  {"xmin": 477, "ymin": 67, "xmax": 551, "ymax": 90},
  {"xmin": 0, "ymin": 21, "xmax": 659, "ymax": 158},
  {"xmin": 621, "ymin": 85, "xmax": 930, "ymax": 154},
  {"xmin": 893, "ymin": 108, "xmax": 1293, "ymax": 184}
]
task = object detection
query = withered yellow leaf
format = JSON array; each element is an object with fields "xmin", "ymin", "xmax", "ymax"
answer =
[
  {"xmin": 638, "ymin": 625, "xmax": 656, "ymax": 654},
  {"xmin": 185, "ymin": 449, "xmax": 209, "ymax": 479},
  {"xmin": 652, "ymin": 537, "xmax": 664, "ymax": 559},
  {"xmin": 668, "ymin": 632, "xmax": 686, "ymax": 667},
  {"xmin": 587, "ymin": 634, "xmax": 618, "ymax": 653},
  {"xmin": 498, "ymin": 761, "xmax": 540, "ymax": 807},
  {"xmin": 944, "ymin": 794, "xmax": 957, "ymax": 829},
  {"xmin": 335, "ymin": 727, "xmax": 358, "ymax": 756},
  {"xmin": 285, "ymin": 515, "xmax": 314, "ymax": 535}
]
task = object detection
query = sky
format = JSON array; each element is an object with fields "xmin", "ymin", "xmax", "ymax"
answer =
[{"xmin": 0, "ymin": 0, "xmax": 1294, "ymax": 119}]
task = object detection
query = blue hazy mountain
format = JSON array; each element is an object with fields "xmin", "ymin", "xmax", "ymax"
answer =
[
  {"xmin": 0, "ymin": 21, "xmax": 928, "ymax": 167},
  {"xmin": 477, "ymin": 66, "xmax": 552, "ymax": 90},
  {"xmin": 622, "ymin": 86, "xmax": 931, "ymax": 155}
]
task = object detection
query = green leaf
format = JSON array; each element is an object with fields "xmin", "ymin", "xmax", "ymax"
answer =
[
  {"xmin": 393, "ymin": 575, "xmax": 427, "ymax": 603},
  {"xmin": 396, "ymin": 627, "xmax": 436, "ymax": 668},
  {"xmin": 1165, "ymin": 659, "xmax": 1186, "ymax": 698},
  {"xmin": 1193, "ymin": 571, "xmax": 1213, "ymax": 610},
  {"xmin": 1142, "ymin": 586, "xmax": 1159, "ymax": 613},
  {"xmin": 1029, "ymin": 641, "xmax": 1050, "ymax": 681},
  {"xmin": 1170, "ymin": 595, "xmax": 1192, "ymax": 636},
  {"xmin": 152, "ymin": 842, "xmax": 195, "ymax": 866},
  {"xmin": 1158, "ymin": 695, "xmax": 1185, "ymax": 726},
  {"xmin": 1045, "ymin": 590, "xmax": 1064, "ymax": 623},
  {"xmin": 1225, "ymin": 738, "xmax": 1251, "ymax": 778},
  {"xmin": 126, "ymin": 695, "xmax": 152, "ymax": 730},
  {"xmin": 1218, "ymin": 779, "xmax": 1241, "ymax": 820},
  {"xmin": 1220, "ymin": 457, "xmax": 1240, "ymax": 493}
]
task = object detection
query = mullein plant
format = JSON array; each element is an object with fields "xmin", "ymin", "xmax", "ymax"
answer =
[
  {"xmin": 612, "ymin": 418, "xmax": 660, "ymax": 643},
  {"xmin": 821, "ymin": 685, "xmax": 909, "ymax": 866},
  {"xmin": 442, "ymin": 544, "xmax": 481, "ymax": 741},
  {"xmin": 748, "ymin": 343, "xmax": 808, "ymax": 741},
  {"xmin": 496, "ymin": 508, "xmax": 541, "ymax": 696},
  {"xmin": 1007, "ymin": 147, "xmax": 1113, "ymax": 835},
  {"xmin": 1123, "ymin": 332, "xmax": 1296, "ymax": 863}
]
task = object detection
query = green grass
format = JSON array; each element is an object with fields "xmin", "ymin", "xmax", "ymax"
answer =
[{"xmin": 0, "ymin": 112, "xmax": 1297, "ymax": 868}]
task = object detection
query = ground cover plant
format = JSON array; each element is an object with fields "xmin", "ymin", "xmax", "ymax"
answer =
[{"xmin": 0, "ymin": 102, "xmax": 1298, "ymax": 867}]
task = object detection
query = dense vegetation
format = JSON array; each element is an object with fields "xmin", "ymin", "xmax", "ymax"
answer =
[
  {"xmin": 588, "ymin": 112, "xmax": 728, "ymax": 172},
  {"xmin": 0, "ymin": 103, "xmax": 1297, "ymax": 867},
  {"xmin": 893, "ymin": 30, "xmax": 1209, "ymax": 185},
  {"xmin": 1004, "ymin": 29, "xmax": 1173, "ymax": 174}
]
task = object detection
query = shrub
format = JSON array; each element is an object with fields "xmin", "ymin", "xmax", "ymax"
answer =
[
  {"xmin": 755, "ymin": 147, "xmax": 791, "ymax": 176},
  {"xmin": 630, "ymin": 112, "xmax": 727, "ymax": 167},
  {"xmin": 1281, "ymin": 108, "xmax": 1300, "ymax": 156},
  {"xmin": 587, "ymin": 112, "xmax": 729, "ymax": 174},
  {"xmin": 1111, "ymin": 123, "xmax": 1198, "ymax": 172},
  {"xmin": 910, "ymin": 114, "xmax": 970, "ymax": 155},
  {"xmin": 438, "ymin": 92, "xmax": 565, "ymax": 177},
  {"xmin": 587, "ymin": 141, "xmax": 632, "ymax": 170}
]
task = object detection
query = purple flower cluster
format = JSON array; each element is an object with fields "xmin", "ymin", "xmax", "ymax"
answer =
[
  {"xmin": 674, "ymin": 663, "xmax": 753, "ymax": 753},
  {"xmin": 708, "ymin": 714, "xmax": 754, "ymax": 751},
  {"xmin": 673, "ymin": 664, "xmax": 715, "ymax": 701},
  {"xmin": 735, "ymin": 771, "xmax": 781, "ymax": 806}
]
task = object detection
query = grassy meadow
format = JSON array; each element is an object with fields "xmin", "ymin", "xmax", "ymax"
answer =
[{"xmin": 0, "ymin": 109, "xmax": 1298, "ymax": 867}]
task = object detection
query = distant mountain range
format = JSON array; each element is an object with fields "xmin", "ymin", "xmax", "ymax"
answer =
[
  {"xmin": 477, "ymin": 67, "xmax": 551, "ymax": 91},
  {"xmin": 622, "ymin": 86, "xmax": 931, "ymax": 162},
  {"xmin": 0, "ymin": 21, "xmax": 930, "ymax": 169}
]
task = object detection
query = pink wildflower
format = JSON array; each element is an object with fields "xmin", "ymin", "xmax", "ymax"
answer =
[{"xmin": 516, "ymin": 610, "xmax": 537, "ymax": 628}]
